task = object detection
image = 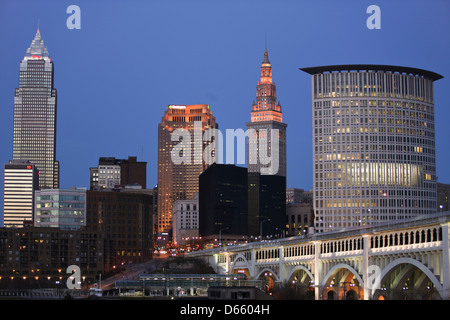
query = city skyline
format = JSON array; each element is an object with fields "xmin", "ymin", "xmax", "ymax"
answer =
[{"xmin": 1, "ymin": 0, "xmax": 450, "ymax": 221}]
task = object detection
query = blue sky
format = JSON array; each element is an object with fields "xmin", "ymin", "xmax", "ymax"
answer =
[{"xmin": 1, "ymin": 0, "xmax": 450, "ymax": 216}]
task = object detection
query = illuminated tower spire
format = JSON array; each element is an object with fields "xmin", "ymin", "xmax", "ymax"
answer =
[
  {"xmin": 246, "ymin": 48, "xmax": 288, "ymax": 238},
  {"xmin": 247, "ymin": 48, "xmax": 286, "ymax": 176}
]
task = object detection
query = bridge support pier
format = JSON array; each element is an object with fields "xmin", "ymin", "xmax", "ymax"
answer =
[{"xmin": 440, "ymin": 223, "xmax": 450, "ymax": 300}]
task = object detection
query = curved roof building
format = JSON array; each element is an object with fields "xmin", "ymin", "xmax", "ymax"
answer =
[{"xmin": 301, "ymin": 64, "xmax": 443, "ymax": 233}]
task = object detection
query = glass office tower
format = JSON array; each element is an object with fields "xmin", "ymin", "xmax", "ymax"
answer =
[{"xmin": 301, "ymin": 65, "xmax": 443, "ymax": 233}]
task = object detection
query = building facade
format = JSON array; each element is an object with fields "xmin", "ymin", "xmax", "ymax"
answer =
[
  {"xmin": 301, "ymin": 65, "xmax": 443, "ymax": 233},
  {"xmin": 286, "ymin": 188, "xmax": 313, "ymax": 204},
  {"xmin": 34, "ymin": 187, "xmax": 86, "ymax": 230},
  {"xmin": 0, "ymin": 226, "xmax": 103, "ymax": 287},
  {"xmin": 157, "ymin": 104, "xmax": 218, "ymax": 236},
  {"xmin": 199, "ymin": 164, "xmax": 248, "ymax": 239},
  {"xmin": 172, "ymin": 193, "xmax": 199, "ymax": 246},
  {"xmin": 90, "ymin": 156, "xmax": 147, "ymax": 190},
  {"xmin": 12, "ymin": 30, "xmax": 59, "ymax": 189},
  {"xmin": 248, "ymin": 173, "xmax": 286, "ymax": 238},
  {"xmin": 437, "ymin": 182, "xmax": 450, "ymax": 212},
  {"xmin": 246, "ymin": 49, "xmax": 287, "ymax": 177},
  {"xmin": 286, "ymin": 202, "xmax": 313, "ymax": 237},
  {"xmin": 3, "ymin": 160, "xmax": 39, "ymax": 227},
  {"xmin": 85, "ymin": 188, "xmax": 153, "ymax": 272}
]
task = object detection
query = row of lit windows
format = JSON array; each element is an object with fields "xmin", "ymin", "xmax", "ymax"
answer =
[{"xmin": 313, "ymin": 72, "xmax": 434, "ymax": 103}]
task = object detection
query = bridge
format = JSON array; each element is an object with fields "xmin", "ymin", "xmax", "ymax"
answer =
[{"xmin": 187, "ymin": 211, "xmax": 450, "ymax": 300}]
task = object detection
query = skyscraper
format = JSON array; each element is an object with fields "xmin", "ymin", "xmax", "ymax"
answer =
[
  {"xmin": 246, "ymin": 48, "xmax": 287, "ymax": 177},
  {"xmin": 157, "ymin": 104, "xmax": 218, "ymax": 236},
  {"xmin": 301, "ymin": 64, "xmax": 443, "ymax": 233},
  {"xmin": 12, "ymin": 29, "xmax": 59, "ymax": 189},
  {"xmin": 246, "ymin": 49, "xmax": 287, "ymax": 237}
]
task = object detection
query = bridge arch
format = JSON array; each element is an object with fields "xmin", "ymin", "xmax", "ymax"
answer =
[
  {"xmin": 286, "ymin": 265, "xmax": 315, "ymax": 285},
  {"xmin": 321, "ymin": 263, "xmax": 365, "ymax": 300},
  {"xmin": 373, "ymin": 257, "xmax": 444, "ymax": 300},
  {"xmin": 255, "ymin": 268, "xmax": 280, "ymax": 282},
  {"xmin": 229, "ymin": 253, "xmax": 253, "ymax": 277}
]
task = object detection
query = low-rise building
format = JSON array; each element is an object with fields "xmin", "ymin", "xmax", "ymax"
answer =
[{"xmin": 172, "ymin": 193, "xmax": 199, "ymax": 246}]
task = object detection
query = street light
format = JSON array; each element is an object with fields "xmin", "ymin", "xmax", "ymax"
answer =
[
  {"xmin": 260, "ymin": 219, "xmax": 270, "ymax": 241},
  {"xmin": 275, "ymin": 227, "xmax": 285, "ymax": 239}
]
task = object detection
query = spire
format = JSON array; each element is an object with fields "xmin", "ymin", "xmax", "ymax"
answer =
[
  {"xmin": 262, "ymin": 48, "xmax": 270, "ymax": 64},
  {"xmin": 24, "ymin": 29, "xmax": 50, "ymax": 59}
]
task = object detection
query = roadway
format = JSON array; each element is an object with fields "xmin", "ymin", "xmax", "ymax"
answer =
[{"xmin": 98, "ymin": 257, "xmax": 168, "ymax": 290}]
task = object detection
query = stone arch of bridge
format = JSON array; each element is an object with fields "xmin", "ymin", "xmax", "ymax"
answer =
[
  {"xmin": 229, "ymin": 253, "xmax": 253, "ymax": 277},
  {"xmin": 286, "ymin": 265, "xmax": 315, "ymax": 286},
  {"xmin": 255, "ymin": 267, "xmax": 280, "ymax": 282},
  {"xmin": 321, "ymin": 263, "xmax": 365, "ymax": 300},
  {"xmin": 373, "ymin": 257, "xmax": 444, "ymax": 300}
]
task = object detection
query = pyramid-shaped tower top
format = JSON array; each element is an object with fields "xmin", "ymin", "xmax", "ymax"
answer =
[{"xmin": 24, "ymin": 29, "xmax": 50, "ymax": 60}]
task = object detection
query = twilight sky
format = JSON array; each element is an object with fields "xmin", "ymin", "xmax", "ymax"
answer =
[{"xmin": 1, "ymin": 0, "xmax": 450, "ymax": 217}]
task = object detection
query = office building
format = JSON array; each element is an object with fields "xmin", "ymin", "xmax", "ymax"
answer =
[
  {"xmin": 90, "ymin": 156, "xmax": 147, "ymax": 190},
  {"xmin": 157, "ymin": 104, "xmax": 218, "ymax": 236},
  {"xmin": 286, "ymin": 203, "xmax": 313, "ymax": 237},
  {"xmin": 85, "ymin": 187, "xmax": 153, "ymax": 272},
  {"xmin": 172, "ymin": 193, "xmax": 199, "ymax": 246},
  {"xmin": 199, "ymin": 164, "xmax": 248, "ymax": 239},
  {"xmin": 3, "ymin": 160, "xmax": 39, "ymax": 227},
  {"xmin": 34, "ymin": 187, "xmax": 86, "ymax": 230},
  {"xmin": 287, "ymin": 188, "xmax": 313, "ymax": 204},
  {"xmin": 437, "ymin": 182, "xmax": 450, "ymax": 212},
  {"xmin": 248, "ymin": 173, "xmax": 286, "ymax": 238},
  {"xmin": 246, "ymin": 48, "xmax": 287, "ymax": 177},
  {"xmin": 301, "ymin": 64, "xmax": 443, "ymax": 232},
  {"xmin": 12, "ymin": 29, "xmax": 59, "ymax": 189}
]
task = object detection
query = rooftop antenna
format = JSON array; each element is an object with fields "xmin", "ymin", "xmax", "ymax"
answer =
[
  {"xmin": 37, "ymin": 19, "xmax": 40, "ymax": 32},
  {"xmin": 265, "ymin": 32, "xmax": 267, "ymax": 50}
]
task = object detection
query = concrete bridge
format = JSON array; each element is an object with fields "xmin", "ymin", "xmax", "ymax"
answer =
[{"xmin": 187, "ymin": 211, "xmax": 450, "ymax": 300}]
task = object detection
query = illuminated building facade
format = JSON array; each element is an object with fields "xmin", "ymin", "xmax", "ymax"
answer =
[
  {"xmin": 12, "ymin": 30, "xmax": 59, "ymax": 189},
  {"xmin": 0, "ymin": 226, "xmax": 103, "ymax": 285},
  {"xmin": 246, "ymin": 49, "xmax": 287, "ymax": 237},
  {"xmin": 301, "ymin": 65, "xmax": 443, "ymax": 233},
  {"xmin": 3, "ymin": 160, "xmax": 39, "ymax": 227},
  {"xmin": 34, "ymin": 187, "xmax": 86, "ymax": 230},
  {"xmin": 246, "ymin": 49, "xmax": 287, "ymax": 177},
  {"xmin": 157, "ymin": 104, "xmax": 218, "ymax": 236}
]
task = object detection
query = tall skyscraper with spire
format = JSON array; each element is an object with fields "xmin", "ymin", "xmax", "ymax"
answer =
[
  {"xmin": 246, "ymin": 48, "xmax": 287, "ymax": 177},
  {"xmin": 246, "ymin": 49, "xmax": 287, "ymax": 237},
  {"xmin": 12, "ymin": 29, "xmax": 59, "ymax": 189}
]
